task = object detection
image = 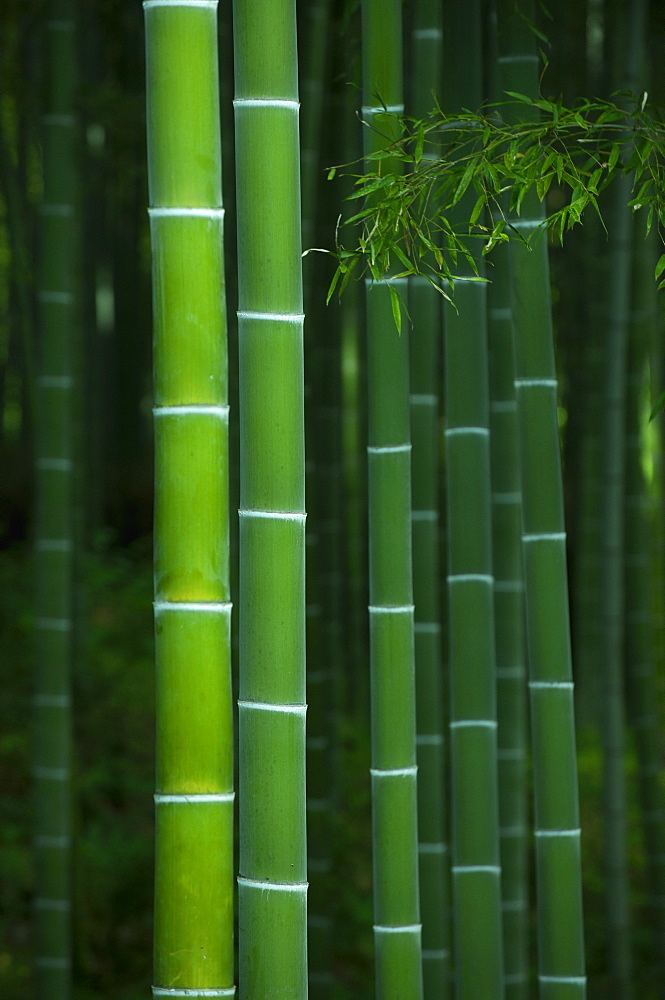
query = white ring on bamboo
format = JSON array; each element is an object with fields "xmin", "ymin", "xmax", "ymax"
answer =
[
  {"xmin": 37, "ymin": 375, "xmax": 74, "ymax": 388},
  {"xmin": 152, "ymin": 404, "xmax": 229, "ymax": 418},
  {"xmin": 34, "ymin": 767, "xmax": 68, "ymax": 780},
  {"xmin": 374, "ymin": 923, "xmax": 422, "ymax": 934},
  {"xmin": 509, "ymin": 218, "xmax": 546, "ymax": 228},
  {"xmin": 413, "ymin": 28, "xmax": 443, "ymax": 39},
  {"xmin": 444, "ymin": 426, "xmax": 489, "ymax": 437},
  {"xmin": 450, "ymin": 720, "xmax": 497, "ymax": 729},
  {"xmin": 498, "ymin": 54, "xmax": 540, "ymax": 63},
  {"xmin": 233, "ymin": 98, "xmax": 300, "ymax": 111},
  {"xmin": 419, "ymin": 842, "xmax": 446, "ymax": 854},
  {"xmin": 154, "ymin": 601, "xmax": 231, "ymax": 613},
  {"xmin": 515, "ymin": 377, "xmax": 558, "ymax": 386},
  {"xmin": 452, "ymin": 865, "xmax": 501, "ymax": 873},
  {"xmin": 237, "ymin": 700, "xmax": 307, "ymax": 715},
  {"xmin": 540, "ymin": 977, "xmax": 587, "ymax": 985},
  {"xmin": 370, "ymin": 766, "xmax": 417, "ymax": 777},
  {"xmin": 529, "ymin": 680, "xmax": 573, "ymax": 689},
  {"xmin": 37, "ymin": 458, "xmax": 73, "ymax": 471},
  {"xmin": 154, "ymin": 793, "xmax": 235, "ymax": 804},
  {"xmin": 368, "ymin": 604, "xmax": 414, "ymax": 614},
  {"xmin": 416, "ymin": 734, "xmax": 443, "ymax": 745},
  {"xmin": 152, "ymin": 990, "xmax": 235, "ymax": 998},
  {"xmin": 238, "ymin": 509, "xmax": 306, "ymax": 521},
  {"xmin": 448, "ymin": 573, "xmax": 493, "ymax": 584},
  {"xmin": 522, "ymin": 531, "xmax": 566, "ymax": 542},
  {"xmin": 237, "ymin": 876, "xmax": 308, "ymax": 892},
  {"xmin": 410, "ymin": 394, "xmax": 437, "ymax": 405},
  {"xmin": 237, "ymin": 310, "xmax": 304, "ymax": 322},
  {"xmin": 148, "ymin": 206, "xmax": 224, "ymax": 218},
  {"xmin": 367, "ymin": 443, "xmax": 411, "ymax": 453},
  {"xmin": 144, "ymin": 0, "xmax": 217, "ymax": 7},
  {"xmin": 364, "ymin": 275, "xmax": 408, "ymax": 286},
  {"xmin": 361, "ymin": 104, "xmax": 405, "ymax": 115},
  {"xmin": 36, "ymin": 617, "xmax": 72, "ymax": 630},
  {"xmin": 535, "ymin": 828, "xmax": 580, "ymax": 837},
  {"xmin": 38, "ymin": 291, "xmax": 73, "ymax": 304}
]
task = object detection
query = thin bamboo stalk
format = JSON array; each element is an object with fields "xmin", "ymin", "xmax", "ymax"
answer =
[
  {"xmin": 407, "ymin": 4, "xmax": 450, "ymax": 997},
  {"xmin": 498, "ymin": 4, "xmax": 586, "ymax": 996},
  {"xmin": 144, "ymin": 2, "xmax": 234, "ymax": 996},
  {"xmin": 362, "ymin": 3, "xmax": 423, "ymax": 998},
  {"xmin": 487, "ymin": 273, "xmax": 529, "ymax": 1000},
  {"xmin": 442, "ymin": 4, "xmax": 504, "ymax": 997},
  {"xmin": 33, "ymin": 5, "xmax": 77, "ymax": 996},
  {"xmin": 232, "ymin": 1, "xmax": 307, "ymax": 998},
  {"xmin": 599, "ymin": 5, "xmax": 648, "ymax": 994},
  {"xmin": 486, "ymin": 7, "xmax": 529, "ymax": 994},
  {"xmin": 625, "ymin": 235, "xmax": 665, "ymax": 989}
]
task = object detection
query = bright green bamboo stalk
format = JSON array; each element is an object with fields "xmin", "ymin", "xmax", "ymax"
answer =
[
  {"xmin": 144, "ymin": 3, "xmax": 234, "ymax": 997},
  {"xmin": 362, "ymin": 3, "xmax": 423, "ymax": 999},
  {"xmin": 498, "ymin": 4, "xmax": 586, "ymax": 997},
  {"xmin": 408, "ymin": 5, "xmax": 449, "ymax": 998},
  {"xmin": 442, "ymin": 4, "xmax": 504, "ymax": 998},
  {"xmin": 232, "ymin": 2, "xmax": 307, "ymax": 998},
  {"xmin": 34, "ymin": 6, "xmax": 76, "ymax": 997}
]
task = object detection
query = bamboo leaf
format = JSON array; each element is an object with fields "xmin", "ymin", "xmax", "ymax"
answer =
[
  {"xmin": 389, "ymin": 284, "xmax": 402, "ymax": 334},
  {"xmin": 655, "ymin": 253, "xmax": 665, "ymax": 281}
]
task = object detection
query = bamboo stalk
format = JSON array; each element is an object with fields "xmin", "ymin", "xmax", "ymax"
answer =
[
  {"xmin": 442, "ymin": 4, "xmax": 505, "ymax": 997},
  {"xmin": 488, "ymin": 274, "xmax": 529, "ymax": 1000},
  {"xmin": 498, "ymin": 5, "xmax": 586, "ymax": 996},
  {"xmin": 408, "ymin": 4, "xmax": 450, "ymax": 996},
  {"xmin": 34, "ymin": 5, "xmax": 77, "ymax": 996},
  {"xmin": 362, "ymin": 4, "xmax": 423, "ymax": 998},
  {"xmin": 232, "ymin": 1, "xmax": 308, "ymax": 997},
  {"xmin": 485, "ymin": 7, "xmax": 529, "ymax": 994},
  {"xmin": 144, "ymin": 2, "xmax": 235, "ymax": 995}
]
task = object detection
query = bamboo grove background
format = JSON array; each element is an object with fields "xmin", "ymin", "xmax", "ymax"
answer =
[{"xmin": 1, "ymin": 0, "xmax": 665, "ymax": 998}]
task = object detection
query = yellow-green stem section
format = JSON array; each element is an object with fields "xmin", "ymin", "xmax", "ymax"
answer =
[{"xmin": 144, "ymin": 1, "xmax": 234, "ymax": 994}]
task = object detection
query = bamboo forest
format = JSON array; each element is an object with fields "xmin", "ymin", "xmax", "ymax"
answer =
[{"xmin": 3, "ymin": 0, "xmax": 665, "ymax": 999}]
